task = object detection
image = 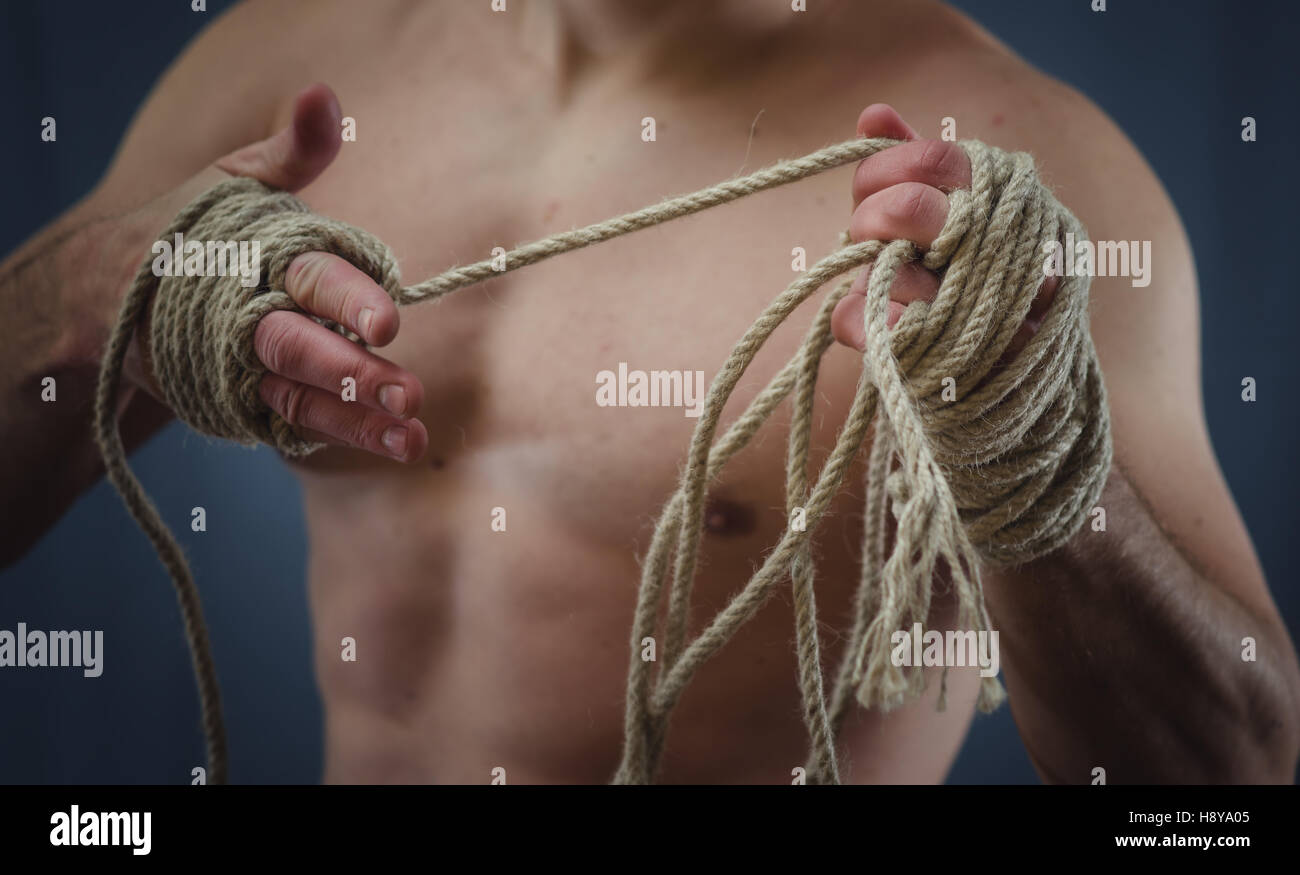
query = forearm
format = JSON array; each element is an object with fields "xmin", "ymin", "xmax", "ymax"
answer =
[
  {"xmin": 983, "ymin": 463, "xmax": 1300, "ymax": 784},
  {"xmin": 0, "ymin": 206, "xmax": 167, "ymax": 567}
]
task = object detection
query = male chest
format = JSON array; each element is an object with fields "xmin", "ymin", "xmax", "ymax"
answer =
[{"xmin": 293, "ymin": 78, "xmax": 864, "ymax": 534}]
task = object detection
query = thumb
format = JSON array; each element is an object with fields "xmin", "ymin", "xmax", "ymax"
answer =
[
  {"xmin": 119, "ymin": 83, "xmax": 342, "ymax": 404},
  {"xmin": 214, "ymin": 82, "xmax": 342, "ymax": 192}
]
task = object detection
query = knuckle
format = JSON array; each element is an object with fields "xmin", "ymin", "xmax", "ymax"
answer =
[
  {"xmin": 352, "ymin": 359, "xmax": 381, "ymax": 397},
  {"xmin": 287, "ymin": 252, "xmax": 327, "ymax": 309},
  {"xmin": 304, "ymin": 259, "xmax": 346, "ymax": 316},
  {"xmin": 915, "ymin": 139, "xmax": 963, "ymax": 185},
  {"xmin": 259, "ymin": 375, "xmax": 285, "ymax": 412},
  {"xmin": 337, "ymin": 281, "xmax": 363, "ymax": 326},
  {"xmin": 887, "ymin": 182, "xmax": 936, "ymax": 227},
  {"xmin": 347, "ymin": 414, "xmax": 384, "ymax": 450},
  {"xmin": 256, "ymin": 315, "xmax": 304, "ymax": 375},
  {"xmin": 281, "ymin": 381, "xmax": 312, "ymax": 428},
  {"xmin": 285, "ymin": 252, "xmax": 309, "ymax": 289}
]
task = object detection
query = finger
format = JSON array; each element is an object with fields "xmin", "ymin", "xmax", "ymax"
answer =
[
  {"xmin": 1031, "ymin": 271, "xmax": 1059, "ymax": 323},
  {"xmin": 851, "ymin": 259, "xmax": 940, "ymax": 307},
  {"xmin": 856, "ymin": 104, "xmax": 920, "ymax": 141},
  {"xmin": 215, "ymin": 83, "xmax": 342, "ymax": 193},
  {"xmin": 832, "ymin": 261, "xmax": 938, "ymax": 351},
  {"xmin": 1033, "ymin": 233, "xmax": 1063, "ymax": 318},
  {"xmin": 831, "ymin": 294, "xmax": 906, "ymax": 352},
  {"xmin": 837, "ymin": 240, "xmax": 1061, "ymax": 361},
  {"xmin": 852, "ymin": 138, "xmax": 971, "ymax": 208},
  {"xmin": 259, "ymin": 373, "xmax": 429, "ymax": 463},
  {"xmin": 994, "ymin": 272, "xmax": 1060, "ymax": 369},
  {"xmin": 284, "ymin": 251, "xmax": 401, "ymax": 347},
  {"xmin": 295, "ymin": 426, "xmax": 347, "ymax": 448},
  {"xmin": 850, "ymin": 181, "xmax": 950, "ymax": 248},
  {"xmin": 254, "ymin": 310, "xmax": 423, "ymax": 417}
]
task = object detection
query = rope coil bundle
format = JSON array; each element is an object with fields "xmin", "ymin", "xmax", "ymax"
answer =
[{"xmin": 93, "ymin": 136, "xmax": 1111, "ymax": 785}]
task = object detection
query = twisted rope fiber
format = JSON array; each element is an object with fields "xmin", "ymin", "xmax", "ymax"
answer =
[{"xmin": 93, "ymin": 136, "xmax": 1111, "ymax": 785}]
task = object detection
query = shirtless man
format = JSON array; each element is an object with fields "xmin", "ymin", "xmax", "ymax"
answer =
[{"xmin": 3, "ymin": 0, "xmax": 1297, "ymax": 783}]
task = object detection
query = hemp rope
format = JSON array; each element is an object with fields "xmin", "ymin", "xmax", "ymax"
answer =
[{"xmin": 93, "ymin": 137, "xmax": 1111, "ymax": 785}]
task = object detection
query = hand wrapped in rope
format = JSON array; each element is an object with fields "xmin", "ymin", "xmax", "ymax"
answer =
[{"xmin": 93, "ymin": 137, "xmax": 1111, "ymax": 786}]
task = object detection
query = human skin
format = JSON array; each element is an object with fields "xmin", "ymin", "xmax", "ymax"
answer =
[{"xmin": 1, "ymin": 0, "xmax": 1296, "ymax": 783}]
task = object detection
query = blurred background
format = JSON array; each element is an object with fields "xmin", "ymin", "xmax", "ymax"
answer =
[{"xmin": 1, "ymin": 0, "xmax": 1295, "ymax": 783}]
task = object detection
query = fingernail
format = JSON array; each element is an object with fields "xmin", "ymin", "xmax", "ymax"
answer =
[
  {"xmin": 382, "ymin": 425, "xmax": 407, "ymax": 457},
  {"xmin": 378, "ymin": 384, "xmax": 407, "ymax": 416},
  {"xmin": 358, "ymin": 307, "xmax": 375, "ymax": 338}
]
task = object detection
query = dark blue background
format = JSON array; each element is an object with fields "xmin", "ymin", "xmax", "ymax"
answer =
[{"xmin": 1, "ymin": 0, "xmax": 1295, "ymax": 784}]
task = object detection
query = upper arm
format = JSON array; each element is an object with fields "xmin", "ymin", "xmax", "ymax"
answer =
[{"xmin": 86, "ymin": 1, "xmax": 302, "ymax": 214}]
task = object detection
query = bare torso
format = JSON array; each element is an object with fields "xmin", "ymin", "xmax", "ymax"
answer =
[{"xmin": 184, "ymin": 0, "xmax": 1065, "ymax": 783}]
